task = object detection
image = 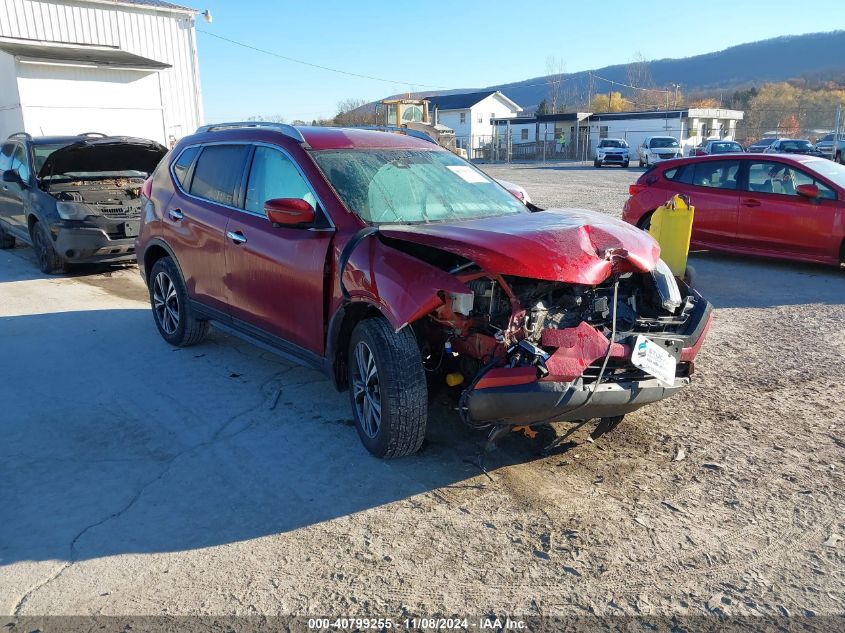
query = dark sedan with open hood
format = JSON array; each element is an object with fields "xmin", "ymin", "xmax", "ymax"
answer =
[{"xmin": 0, "ymin": 132, "xmax": 167, "ymax": 273}]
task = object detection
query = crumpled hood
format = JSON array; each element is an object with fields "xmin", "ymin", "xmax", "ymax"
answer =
[
  {"xmin": 378, "ymin": 208, "xmax": 661, "ymax": 285},
  {"xmin": 38, "ymin": 137, "xmax": 167, "ymax": 178}
]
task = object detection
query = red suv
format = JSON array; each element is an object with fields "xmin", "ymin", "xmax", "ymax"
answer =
[
  {"xmin": 137, "ymin": 123, "xmax": 712, "ymax": 458},
  {"xmin": 623, "ymin": 153, "xmax": 845, "ymax": 266}
]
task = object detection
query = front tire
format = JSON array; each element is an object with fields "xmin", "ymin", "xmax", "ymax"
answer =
[
  {"xmin": 0, "ymin": 224, "xmax": 14, "ymax": 249},
  {"xmin": 622, "ymin": 160, "xmax": 630, "ymax": 168},
  {"xmin": 149, "ymin": 256, "xmax": 209, "ymax": 347},
  {"xmin": 31, "ymin": 221, "xmax": 66, "ymax": 274},
  {"xmin": 637, "ymin": 211, "xmax": 654, "ymax": 233},
  {"xmin": 348, "ymin": 318, "xmax": 427, "ymax": 458},
  {"xmin": 594, "ymin": 160, "xmax": 601, "ymax": 168}
]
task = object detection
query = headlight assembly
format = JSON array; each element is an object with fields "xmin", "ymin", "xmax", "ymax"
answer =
[
  {"xmin": 652, "ymin": 258, "xmax": 682, "ymax": 312},
  {"xmin": 56, "ymin": 201, "xmax": 98, "ymax": 220}
]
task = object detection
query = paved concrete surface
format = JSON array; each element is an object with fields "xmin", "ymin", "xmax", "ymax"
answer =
[{"xmin": 1, "ymin": 165, "xmax": 844, "ymax": 619}]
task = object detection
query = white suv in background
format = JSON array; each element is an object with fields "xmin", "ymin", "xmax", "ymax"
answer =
[
  {"xmin": 593, "ymin": 138, "xmax": 630, "ymax": 168},
  {"xmin": 638, "ymin": 136, "xmax": 682, "ymax": 167}
]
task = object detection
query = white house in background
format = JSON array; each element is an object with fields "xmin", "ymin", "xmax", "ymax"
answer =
[
  {"xmin": 492, "ymin": 108, "xmax": 744, "ymax": 159},
  {"xmin": 0, "ymin": 0, "xmax": 203, "ymax": 144},
  {"xmin": 428, "ymin": 90, "xmax": 522, "ymax": 155}
]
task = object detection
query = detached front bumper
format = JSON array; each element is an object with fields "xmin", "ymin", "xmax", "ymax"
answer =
[
  {"xmin": 52, "ymin": 221, "xmax": 138, "ymax": 263},
  {"xmin": 466, "ymin": 375, "xmax": 688, "ymax": 426}
]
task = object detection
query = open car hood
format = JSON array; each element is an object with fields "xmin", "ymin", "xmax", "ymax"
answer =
[
  {"xmin": 378, "ymin": 208, "xmax": 661, "ymax": 286},
  {"xmin": 38, "ymin": 137, "xmax": 167, "ymax": 178}
]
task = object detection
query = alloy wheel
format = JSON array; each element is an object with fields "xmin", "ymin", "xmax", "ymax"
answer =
[
  {"xmin": 352, "ymin": 341, "xmax": 381, "ymax": 438},
  {"xmin": 153, "ymin": 271, "xmax": 180, "ymax": 335},
  {"xmin": 34, "ymin": 228, "xmax": 49, "ymax": 270}
]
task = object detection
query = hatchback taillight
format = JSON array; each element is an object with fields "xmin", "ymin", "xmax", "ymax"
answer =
[
  {"xmin": 695, "ymin": 149, "xmax": 706, "ymax": 156},
  {"xmin": 629, "ymin": 184, "xmax": 646, "ymax": 195},
  {"xmin": 141, "ymin": 177, "xmax": 153, "ymax": 200}
]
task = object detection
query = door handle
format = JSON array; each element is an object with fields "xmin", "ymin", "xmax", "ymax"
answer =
[
  {"xmin": 742, "ymin": 199, "xmax": 761, "ymax": 207},
  {"xmin": 226, "ymin": 230, "xmax": 247, "ymax": 244},
  {"xmin": 168, "ymin": 208, "xmax": 184, "ymax": 221}
]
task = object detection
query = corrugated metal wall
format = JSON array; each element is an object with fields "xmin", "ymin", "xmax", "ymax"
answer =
[{"xmin": 0, "ymin": 0, "xmax": 202, "ymax": 142}]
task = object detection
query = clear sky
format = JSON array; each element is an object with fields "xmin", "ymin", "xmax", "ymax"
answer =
[{"xmin": 195, "ymin": 0, "xmax": 845, "ymax": 123}]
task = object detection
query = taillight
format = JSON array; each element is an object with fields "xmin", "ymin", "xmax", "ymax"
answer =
[
  {"xmin": 629, "ymin": 184, "xmax": 646, "ymax": 195},
  {"xmin": 141, "ymin": 177, "xmax": 153, "ymax": 200},
  {"xmin": 695, "ymin": 150, "xmax": 706, "ymax": 156}
]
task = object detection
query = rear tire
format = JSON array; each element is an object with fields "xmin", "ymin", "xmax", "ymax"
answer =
[
  {"xmin": 348, "ymin": 318, "xmax": 427, "ymax": 459},
  {"xmin": 31, "ymin": 221, "xmax": 66, "ymax": 274},
  {"xmin": 0, "ymin": 224, "xmax": 14, "ymax": 249},
  {"xmin": 637, "ymin": 211, "xmax": 654, "ymax": 233},
  {"xmin": 149, "ymin": 256, "xmax": 209, "ymax": 347}
]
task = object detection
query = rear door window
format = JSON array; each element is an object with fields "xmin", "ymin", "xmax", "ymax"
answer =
[
  {"xmin": 172, "ymin": 145, "xmax": 200, "ymax": 189},
  {"xmin": 690, "ymin": 160, "xmax": 740, "ymax": 189},
  {"xmin": 189, "ymin": 144, "xmax": 250, "ymax": 206}
]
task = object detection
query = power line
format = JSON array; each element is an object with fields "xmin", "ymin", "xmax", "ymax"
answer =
[{"xmin": 197, "ymin": 29, "xmax": 447, "ymax": 90}]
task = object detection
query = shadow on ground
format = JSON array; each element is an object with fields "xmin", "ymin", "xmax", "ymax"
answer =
[{"xmin": 0, "ymin": 308, "xmax": 550, "ymax": 568}]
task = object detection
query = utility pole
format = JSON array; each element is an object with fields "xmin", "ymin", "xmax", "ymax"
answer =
[
  {"xmin": 832, "ymin": 104, "xmax": 842, "ymax": 161},
  {"xmin": 672, "ymin": 83, "xmax": 680, "ymax": 109}
]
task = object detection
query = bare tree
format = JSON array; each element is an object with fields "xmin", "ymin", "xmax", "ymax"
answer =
[
  {"xmin": 246, "ymin": 114, "xmax": 286, "ymax": 123},
  {"xmin": 546, "ymin": 56, "xmax": 566, "ymax": 113},
  {"xmin": 626, "ymin": 51, "xmax": 656, "ymax": 109},
  {"xmin": 334, "ymin": 97, "xmax": 374, "ymax": 126}
]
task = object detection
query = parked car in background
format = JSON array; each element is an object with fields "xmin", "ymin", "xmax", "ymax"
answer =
[
  {"xmin": 763, "ymin": 138, "xmax": 825, "ymax": 157},
  {"xmin": 0, "ymin": 132, "xmax": 166, "ymax": 273},
  {"xmin": 688, "ymin": 139, "xmax": 744, "ymax": 156},
  {"xmin": 594, "ymin": 138, "xmax": 630, "ymax": 168},
  {"xmin": 746, "ymin": 137, "xmax": 778, "ymax": 153},
  {"xmin": 638, "ymin": 136, "xmax": 682, "ymax": 167},
  {"xmin": 623, "ymin": 153, "xmax": 845, "ymax": 267},
  {"xmin": 815, "ymin": 133, "xmax": 845, "ymax": 162},
  {"xmin": 137, "ymin": 122, "xmax": 712, "ymax": 458}
]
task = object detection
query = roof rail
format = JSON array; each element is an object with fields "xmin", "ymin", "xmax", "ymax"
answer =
[
  {"xmin": 353, "ymin": 125, "xmax": 438, "ymax": 145},
  {"xmin": 195, "ymin": 121, "xmax": 308, "ymax": 146},
  {"xmin": 78, "ymin": 132, "xmax": 107, "ymax": 137},
  {"xmin": 7, "ymin": 132, "xmax": 32, "ymax": 141}
]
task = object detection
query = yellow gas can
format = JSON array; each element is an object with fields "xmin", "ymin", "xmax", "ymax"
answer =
[{"xmin": 648, "ymin": 194, "xmax": 694, "ymax": 279}]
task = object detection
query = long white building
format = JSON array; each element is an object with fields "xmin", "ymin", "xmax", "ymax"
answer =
[{"xmin": 0, "ymin": 0, "xmax": 203, "ymax": 144}]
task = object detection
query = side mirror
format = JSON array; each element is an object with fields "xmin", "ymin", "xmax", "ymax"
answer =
[
  {"xmin": 264, "ymin": 198, "xmax": 316, "ymax": 226},
  {"xmin": 2, "ymin": 170, "xmax": 23, "ymax": 185},
  {"xmin": 796, "ymin": 183, "xmax": 819, "ymax": 199}
]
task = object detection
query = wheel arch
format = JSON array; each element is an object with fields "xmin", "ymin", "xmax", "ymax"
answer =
[
  {"xmin": 326, "ymin": 301, "xmax": 392, "ymax": 391},
  {"xmin": 141, "ymin": 238, "xmax": 183, "ymax": 285},
  {"xmin": 839, "ymin": 237, "xmax": 845, "ymax": 265}
]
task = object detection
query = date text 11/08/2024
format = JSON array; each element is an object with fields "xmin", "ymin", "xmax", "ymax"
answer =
[{"xmin": 307, "ymin": 617, "xmax": 527, "ymax": 630}]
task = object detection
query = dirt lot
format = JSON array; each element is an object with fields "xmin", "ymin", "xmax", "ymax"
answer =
[{"xmin": 2, "ymin": 163, "xmax": 844, "ymax": 622}]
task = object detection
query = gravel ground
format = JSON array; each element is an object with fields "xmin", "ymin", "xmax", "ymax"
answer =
[{"xmin": 2, "ymin": 163, "xmax": 844, "ymax": 624}]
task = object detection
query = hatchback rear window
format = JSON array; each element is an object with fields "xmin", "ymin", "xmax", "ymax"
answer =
[{"xmin": 189, "ymin": 145, "xmax": 250, "ymax": 206}]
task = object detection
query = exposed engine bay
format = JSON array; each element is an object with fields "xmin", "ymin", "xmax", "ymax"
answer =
[{"xmin": 44, "ymin": 178, "xmax": 145, "ymax": 220}]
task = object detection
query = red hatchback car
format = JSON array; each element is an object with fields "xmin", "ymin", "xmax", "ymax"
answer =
[
  {"xmin": 623, "ymin": 153, "xmax": 845, "ymax": 266},
  {"xmin": 137, "ymin": 122, "xmax": 712, "ymax": 458}
]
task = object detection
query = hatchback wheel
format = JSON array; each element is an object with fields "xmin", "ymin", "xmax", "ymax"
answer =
[
  {"xmin": 348, "ymin": 318, "xmax": 427, "ymax": 458},
  {"xmin": 149, "ymin": 256, "xmax": 209, "ymax": 347},
  {"xmin": 31, "ymin": 221, "xmax": 66, "ymax": 274}
]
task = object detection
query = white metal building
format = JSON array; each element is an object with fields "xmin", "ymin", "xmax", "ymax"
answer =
[
  {"xmin": 428, "ymin": 90, "xmax": 522, "ymax": 157},
  {"xmin": 492, "ymin": 108, "xmax": 744, "ymax": 160},
  {"xmin": 0, "ymin": 0, "xmax": 203, "ymax": 144}
]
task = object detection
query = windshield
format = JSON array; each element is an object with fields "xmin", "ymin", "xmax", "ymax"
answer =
[
  {"xmin": 804, "ymin": 159, "xmax": 845, "ymax": 189},
  {"xmin": 599, "ymin": 140, "xmax": 627, "ymax": 148},
  {"xmin": 780, "ymin": 140, "xmax": 813, "ymax": 151},
  {"xmin": 649, "ymin": 138, "xmax": 679, "ymax": 148},
  {"xmin": 711, "ymin": 142, "xmax": 742, "ymax": 152},
  {"xmin": 311, "ymin": 149, "xmax": 526, "ymax": 224}
]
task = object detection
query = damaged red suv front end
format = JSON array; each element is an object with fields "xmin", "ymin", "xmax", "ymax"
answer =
[{"xmin": 342, "ymin": 206, "xmax": 712, "ymax": 431}]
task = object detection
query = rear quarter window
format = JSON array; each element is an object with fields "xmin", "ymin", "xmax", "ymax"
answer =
[
  {"xmin": 189, "ymin": 144, "xmax": 250, "ymax": 206},
  {"xmin": 172, "ymin": 145, "xmax": 200, "ymax": 188}
]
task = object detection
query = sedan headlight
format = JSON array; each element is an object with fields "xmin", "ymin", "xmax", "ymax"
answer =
[
  {"xmin": 651, "ymin": 258, "xmax": 682, "ymax": 312},
  {"xmin": 56, "ymin": 201, "xmax": 98, "ymax": 220}
]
